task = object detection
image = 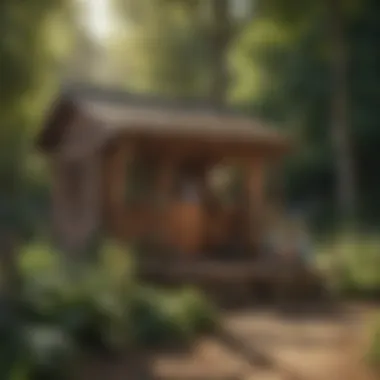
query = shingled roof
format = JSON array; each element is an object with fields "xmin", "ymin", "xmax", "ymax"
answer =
[{"xmin": 37, "ymin": 82, "xmax": 290, "ymax": 155}]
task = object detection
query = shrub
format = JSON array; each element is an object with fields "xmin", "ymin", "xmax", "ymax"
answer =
[
  {"xmin": 0, "ymin": 241, "xmax": 220, "ymax": 380},
  {"xmin": 170, "ymin": 287, "xmax": 219, "ymax": 334},
  {"xmin": 18, "ymin": 242, "xmax": 136, "ymax": 353},
  {"xmin": 127, "ymin": 286, "xmax": 218, "ymax": 348},
  {"xmin": 318, "ymin": 234, "xmax": 380, "ymax": 297},
  {"xmin": 23, "ymin": 325, "xmax": 77, "ymax": 380},
  {"xmin": 128, "ymin": 287, "xmax": 186, "ymax": 347},
  {"xmin": 15, "ymin": 241, "xmax": 219, "ymax": 356},
  {"xmin": 0, "ymin": 301, "xmax": 26, "ymax": 380}
]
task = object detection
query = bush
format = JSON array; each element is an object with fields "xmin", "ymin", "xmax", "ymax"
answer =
[
  {"xmin": 0, "ymin": 301, "xmax": 26, "ymax": 380},
  {"xmin": 170, "ymin": 287, "xmax": 219, "ymax": 334},
  {"xmin": 128, "ymin": 287, "xmax": 218, "ymax": 348},
  {"xmin": 23, "ymin": 325, "xmax": 77, "ymax": 380},
  {"xmin": 1, "ymin": 241, "xmax": 219, "ymax": 379},
  {"xmin": 18, "ymin": 242, "xmax": 138, "ymax": 353},
  {"xmin": 128, "ymin": 287, "xmax": 187, "ymax": 347},
  {"xmin": 318, "ymin": 234, "xmax": 380, "ymax": 297}
]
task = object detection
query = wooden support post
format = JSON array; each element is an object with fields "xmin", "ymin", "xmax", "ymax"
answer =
[
  {"xmin": 51, "ymin": 159, "xmax": 80, "ymax": 254},
  {"xmin": 198, "ymin": 161, "xmax": 217, "ymax": 253},
  {"xmin": 103, "ymin": 140, "xmax": 133, "ymax": 239},
  {"xmin": 80, "ymin": 153, "xmax": 102, "ymax": 247},
  {"xmin": 199, "ymin": 161, "xmax": 217, "ymax": 209},
  {"xmin": 155, "ymin": 157, "xmax": 175, "ymax": 251},
  {"xmin": 244, "ymin": 158, "xmax": 265, "ymax": 256},
  {"xmin": 108, "ymin": 142, "xmax": 130, "ymax": 215},
  {"xmin": 51, "ymin": 159, "xmax": 67, "ymax": 250},
  {"xmin": 51, "ymin": 152, "xmax": 102, "ymax": 259}
]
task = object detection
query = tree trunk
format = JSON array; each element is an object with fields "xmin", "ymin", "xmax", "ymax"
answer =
[
  {"xmin": 210, "ymin": 0, "xmax": 230, "ymax": 106},
  {"xmin": 0, "ymin": 233, "xmax": 21, "ymax": 300},
  {"xmin": 329, "ymin": 0, "xmax": 356, "ymax": 224}
]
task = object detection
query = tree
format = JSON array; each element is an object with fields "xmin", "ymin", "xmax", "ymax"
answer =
[
  {"xmin": 111, "ymin": 0, "xmax": 211, "ymax": 97},
  {"xmin": 0, "ymin": 0, "xmax": 72, "ymax": 298},
  {"xmin": 209, "ymin": 0, "xmax": 231, "ymax": 105},
  {"xmin": 329, "ymin": 0, "xmax": 356, "ymax": 224},
  {"xmin": 112, "ymin": 0, "xmax": 255, "ymax": 101},
  {"xmin": 230, "ymin": 0, "xmax": 380, "ymax": 229}
]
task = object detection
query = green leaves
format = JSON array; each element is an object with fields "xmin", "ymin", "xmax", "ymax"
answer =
[{"xmin": 0, "ymin": 0, "xmax": 72, "ymax": 243}]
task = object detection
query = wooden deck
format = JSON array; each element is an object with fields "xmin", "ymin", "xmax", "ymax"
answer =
[
  {"xmin": 137, "ymin": 258, "xmax": 324, "ymax": 306},
  {"xmin": 138, "ymin": 259, "xmax": 318, "ymax": 282}
]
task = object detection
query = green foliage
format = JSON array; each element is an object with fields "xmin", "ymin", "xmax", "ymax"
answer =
[
  {"xmin": 128, "ymin": 286, "xmax": 218, "ymax": 348},
  {"xmin": 0, "ymin": 0, "xmax": 73, "ymax": 243},
  {"xmin": 172, "ymin": 287, "xmax": 219, "ymax": 333},
  {"xmin": 233, "ymin": 0, "xmax": 380, "ymax": 227},
  {"xmin": 19, "ymin": 242, "xmax": 136, "ymax": 351},
  {"xmin": 128, "ymin": 287, "xmax": 188, "ymax": 347},
  {"xmin": 366, "ymin": 316, "xmax": 380, "ymax": 369},
  {"xmin": 318, "ymin": 234, "xmax": 380, "ymax": 297},
  {"xmin": 0, "ymin": 242, "xmax": 219, "ymax": 379},
  {"xmin": 113, "ymin": 0, "xmax": 212, "ymax": 96},
  {"xmin": 23, "ymin": 326, "xmax": 77, "ymax": 380},
  {"xmin": 0, "ymin": 0, "xmax": 70, "ymax": 157}
]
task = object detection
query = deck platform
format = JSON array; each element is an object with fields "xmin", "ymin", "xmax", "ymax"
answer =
[
  {"xmin": 137, "ymin": 258, "xmax": 324, "ymax": 306},
  {"xmin": 138, "ymin": 258, "xmax": 317, "ymax": 282}
]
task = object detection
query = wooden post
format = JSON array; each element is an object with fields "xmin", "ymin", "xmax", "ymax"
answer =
[
  {"xmin": 80, "ymin": 153, "xmax": 102, "ymax": 248},
  {"xmin": 243, "ymin": 158, "xmax": 265, "ymax": 256},
  {"xmin": 107, "ymin": 142, "xmax": 130, "ymax": 216},
  {"xmin": 198, "ymin": 161, "xmax": 214, "ymax": 208},
  {"xmin": 51, "ymin": 152, "xmax": 103, "ymax": 258},
  {"xmin": 155, "ymin": 157, "xmax": 175, "ymax": 252},
  {"xmin": 51, "ymin": 159, "xmax": 80, "ymax": 254},
  {"xmin": 103, "ymin": 141, "xmax": 133, "ymax": 239},
  {"xmin": 51, "ymin": 159, "xmax": 66, "ymax": 250},
  {"xmin": 198, "ymin": 161, "xmax": 216, "ymax": 254}
]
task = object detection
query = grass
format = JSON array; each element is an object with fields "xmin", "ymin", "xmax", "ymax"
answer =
[{"xmin": 367, "ymin": 315, "xmax": 380, "ymax": 370}]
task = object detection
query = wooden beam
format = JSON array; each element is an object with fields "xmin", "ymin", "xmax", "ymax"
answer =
[{"xmin": 135, "ymin": 136, "xmax": 289, "ymax": 161}]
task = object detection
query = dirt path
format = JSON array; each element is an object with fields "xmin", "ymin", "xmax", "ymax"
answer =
[
  {"xmin": 77, "ymin": 303, "xmax": 379, "ymax": 380},
  {"xmin": 222, "ymin": 303, "xmax": 379, "ymax": 380},
  {"xmin": 151, "ymin": 303, "xmax": 379, "ymax": 380}
]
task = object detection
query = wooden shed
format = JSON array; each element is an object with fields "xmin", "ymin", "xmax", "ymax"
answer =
[{"xmin": 37, "ymin": 83, "xmax": 293, "ymax": 291}]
